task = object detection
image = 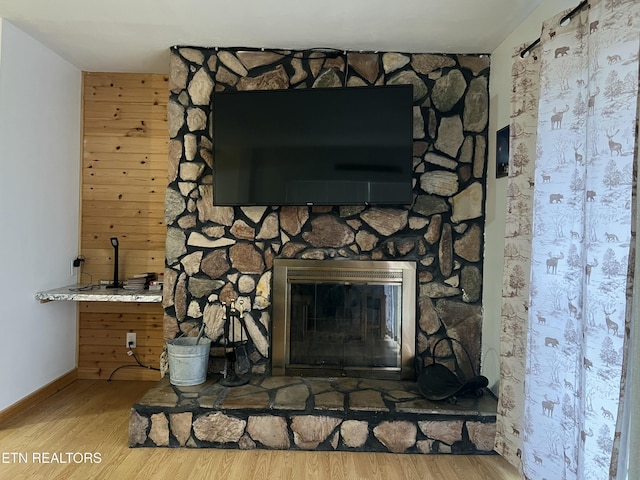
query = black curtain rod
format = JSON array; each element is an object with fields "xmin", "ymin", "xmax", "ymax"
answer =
[{"xmin": 520, "ymin": 0, "xmax": 589, "ymax": 58}]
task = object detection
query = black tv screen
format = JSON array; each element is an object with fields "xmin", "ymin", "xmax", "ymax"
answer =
[{"xmin": 212, "ymin": 85, "xmax": 414, "ymax": 206}]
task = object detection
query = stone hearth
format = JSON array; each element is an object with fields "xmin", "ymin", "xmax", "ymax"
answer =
[
  {"xmin": 158, "ymin": 48, "xmax": 491, "ymax": 453},
  {"xmin": 129, "ymin": 376, "xmax": 497, "ymax": 454}
]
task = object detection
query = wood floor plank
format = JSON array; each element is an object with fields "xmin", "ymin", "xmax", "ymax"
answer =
[{"xmin": 0, "ymin": 380, "xmax": 520, "ymax": 480}]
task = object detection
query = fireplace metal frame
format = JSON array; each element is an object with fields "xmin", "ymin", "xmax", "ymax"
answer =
[{"xmin": 272, "ymin": 259, "xmax": 416, "ymax": 380}]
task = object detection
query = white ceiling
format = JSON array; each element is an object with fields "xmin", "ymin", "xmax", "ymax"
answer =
[{"xmin": 0, "ymin": 0, "xmax": 545, "ymax": 74}]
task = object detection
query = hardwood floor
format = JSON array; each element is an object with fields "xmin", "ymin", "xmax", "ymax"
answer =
[{"xmin": 0, "ymin": 380, "xmax": 520, "ymax": 479}]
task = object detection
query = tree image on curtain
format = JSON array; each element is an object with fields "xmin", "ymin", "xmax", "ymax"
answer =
[{"xmin": 496, "ymin": 1, "xmax": 639, "ymax": 479}]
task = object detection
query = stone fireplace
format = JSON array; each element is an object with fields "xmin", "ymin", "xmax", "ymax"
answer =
[
  {"xmin": 272, "ymin": 259, "xmax": 416, "ymax": 379},
  {"xmin": 163, "ymin": 47, "xmax": 489, "ymax": 380},
  {"xmin": 129, "ymin": 46, "xmax": 495, "ymax": 455}
]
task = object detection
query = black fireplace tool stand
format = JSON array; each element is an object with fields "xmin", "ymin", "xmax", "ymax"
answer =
[{"xmin": 220, "ymin": 299, "xmax": 249, "ymax": 387}]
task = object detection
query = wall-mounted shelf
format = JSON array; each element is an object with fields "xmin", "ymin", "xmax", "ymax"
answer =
[{"xmin": 35, "ymin": 285, "xmax": 162, "ymax": 303}]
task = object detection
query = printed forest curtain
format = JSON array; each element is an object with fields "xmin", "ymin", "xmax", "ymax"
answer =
[{"xmin": 495, "ymin": 1, "xmax": 640, "ymax": 479}]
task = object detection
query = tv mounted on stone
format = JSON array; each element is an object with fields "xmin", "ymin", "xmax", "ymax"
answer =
[{"xmin": 212, "ymin": 85, "xmax": 414, "ymax": 206}]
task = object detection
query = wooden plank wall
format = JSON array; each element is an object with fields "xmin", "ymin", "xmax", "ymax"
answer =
[{"xmin": 79, "ymin": 72, "xmax": 168, "ymax": 380}]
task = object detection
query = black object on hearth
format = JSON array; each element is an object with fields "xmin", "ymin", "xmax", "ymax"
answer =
[
  {"xmin": 220, "ymin": 299, "xmax": 250, "ymax": 387},
  {"xmin": 417, "ymin": 337, "xmax": 488, "ymax": 404}
]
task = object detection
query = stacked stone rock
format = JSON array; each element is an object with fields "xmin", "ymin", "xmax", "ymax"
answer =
[
  {"xmin": 130, "ymin": 376, "xmax": 497, "ymax": 454},
  {"xmin": 164, "ymin": 47, "xmax": 489, "ymax": 378}
]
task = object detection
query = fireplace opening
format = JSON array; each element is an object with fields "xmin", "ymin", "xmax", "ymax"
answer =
[{"xmin": 272, "ymin": 259, "xmax": 416, "ymax": 380}]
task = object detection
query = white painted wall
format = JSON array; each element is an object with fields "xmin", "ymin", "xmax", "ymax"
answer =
[
  {"xmin": 482, "ymin": 0, "xmax": 578, "ymax": 392},
  {"xmin": 0, "ymin": 19, "xmax": 81, "ymax": 412}
]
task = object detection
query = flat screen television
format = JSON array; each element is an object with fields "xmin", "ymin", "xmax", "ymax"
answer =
[{"xmin": 212, "ymin": 85, "xmax": 414, "ymax": 206}]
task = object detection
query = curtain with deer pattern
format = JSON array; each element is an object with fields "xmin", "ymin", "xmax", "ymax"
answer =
[{"xmin": 495, "ymin": 1, "xmax": 639, "ymax": 479}]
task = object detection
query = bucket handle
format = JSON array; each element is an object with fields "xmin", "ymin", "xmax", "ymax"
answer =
[
  {"xmin": 196, "ymin": 322, "xmax": 205, "ymax": 345},
  {"xmin": 168, "ymin": 321, "xmax": 206, "ymax": 341}
]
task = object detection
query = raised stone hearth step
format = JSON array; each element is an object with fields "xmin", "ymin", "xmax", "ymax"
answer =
[{"xmin": 129, "ymin": 376, "xmax": 497, "ymax": 454}]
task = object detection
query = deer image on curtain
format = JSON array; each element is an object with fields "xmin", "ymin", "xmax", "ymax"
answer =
[{"xmin": 495, "ymin": 1, "xmax": 639, "ymax": 479}]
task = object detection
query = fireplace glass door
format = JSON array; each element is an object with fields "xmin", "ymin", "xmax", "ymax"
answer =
[
  {"xmin": 289, "ymin": 282, "xmax": 402, "ymax": 373},
  {"xmin": 272, "ymin": 259, "xmax": 416, "ymax": 380}
]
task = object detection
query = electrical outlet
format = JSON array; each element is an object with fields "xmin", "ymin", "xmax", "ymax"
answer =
[
  {"xmin": 126, "ymin": 332, "xmax": 137, "ymax": 348},
  {"xmin": 71, "ymin": 257, "xmax": 84, "ymax": 276}
]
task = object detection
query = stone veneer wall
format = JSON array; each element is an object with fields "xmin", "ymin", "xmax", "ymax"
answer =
[{"xmin": 163, "ymin": 47, "xmax": 489, "ymax": 378}]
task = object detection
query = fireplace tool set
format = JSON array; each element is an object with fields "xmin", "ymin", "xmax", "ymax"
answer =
[{"xmin": 220, "ymin": 299, "xmax": 250, "ymax": 387}]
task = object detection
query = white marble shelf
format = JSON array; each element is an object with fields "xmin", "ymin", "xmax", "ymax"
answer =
[{"xmin": 35, "ymin": 285, "xmax": 162, "ymax": 303}]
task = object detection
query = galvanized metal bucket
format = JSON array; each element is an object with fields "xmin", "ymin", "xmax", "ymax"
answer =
[{"xmin": 167, "ymin": 336, "xmax": 211, "ymax": 386}]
